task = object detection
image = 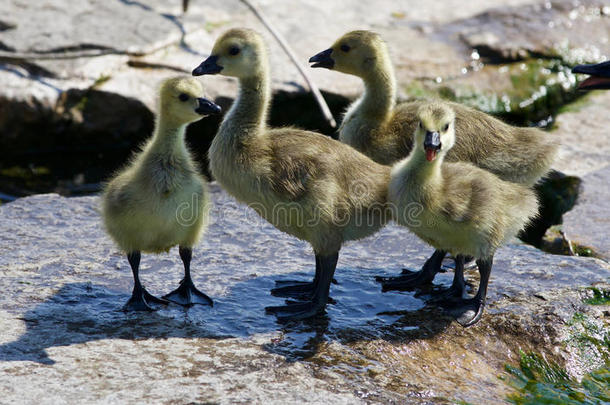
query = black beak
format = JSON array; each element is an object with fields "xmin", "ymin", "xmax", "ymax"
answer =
[
  {"xmin": 309, "ymin": 48, "xmax": 334, "ymax": 69},
  {"xmin": 572, "ymin": 61, "xmax": 610, "ymax": 90},
  {"xmin": 192, "ymin": 55, "xmax": 223, "ymax": 76},
  {"xmin": 424, "ymin": 131, "xmax": 441, "ymax": 150},
  {"xmin": 195, "ymin": 97, "xmax": 222, "ymax": 115}
]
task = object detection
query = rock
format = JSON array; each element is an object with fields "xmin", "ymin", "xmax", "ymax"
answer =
[
  {"xmin": 436, "ymin": 0, "xmax": 609, "ymax": 63},
  {"xmin": 0, "ymin": 186, "xmax": 608, "ymax": 403},
  {"xmin": 562, "ymin": 165, "xmax": 610, "ymax": 260},
  {"xmin": 540, "ymin": 90, "xmax": 610, "ymax": 260},
  {"xmin": 552, "ymin": 91, "xmax": 610, "ymax": 177}
]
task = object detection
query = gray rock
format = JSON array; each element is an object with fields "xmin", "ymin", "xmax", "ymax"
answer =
[
  {"xmin": 553, "ymin": 91, "xmax": 610, "ymax": 177},
  {"xmin": 544, "ymin": 90, "xmax": 610, "ymax": 260},
  {"xmin": 0, "ymin": 185, "xmax": 608, "ymax": 404},
  {"xmin": 437, "ymin": 0, "xmax": 609, "ymax": 63},
  {"xmin": 563, "ymin": 165, "xmax": 610, "ymax": 260}
]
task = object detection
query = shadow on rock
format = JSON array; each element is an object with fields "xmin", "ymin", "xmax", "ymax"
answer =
[
  {"xmin": 0, "ymin": 266, "xmax": 455, "ymax": 365},
  {"xmin": 260, "ymin": 266, "xmax": 455, "ymax": 361}
]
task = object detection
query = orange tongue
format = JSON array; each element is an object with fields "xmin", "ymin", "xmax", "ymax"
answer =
[{"xmin": 425, "ymin": 148, "xmax": 437, "ymax": 162}]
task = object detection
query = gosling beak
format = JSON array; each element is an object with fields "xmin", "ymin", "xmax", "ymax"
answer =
[
  {"xmin": 192, "ymin": 55, "xmax": 223, "ymax": 76},
  {"xmin": 195, "ymin": 97, "xmax": 222, "ymax": 115},
  {"xmin": 423, "ymin": 131, "xmax": 441, "ymax": 162},
  {"xmin": 309, "ymin": 48, "xmax": 334, "ymax": 69},
  {"xmin": 572, "ymin": 61, "xmax": 610, "ymax": 90}
]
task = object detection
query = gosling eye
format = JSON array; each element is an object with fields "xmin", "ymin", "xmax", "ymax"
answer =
[
  {"xmin": 340, "ymin": 44, "xmax": 351, "ymax": 52},
  {"xmin": 179, "ymin": 93, "xmax": 189, "ymax": 102},
  {"xmin": 418, "ymin": 121, "xmax": 423, "ymax": 129},
  {"xmin": 229, "ymin": 46, "xmax": 240, "ymax": 56},
  {"xmin": 443, "ymin": 123, "xmax": 449, "ymax": 131}
]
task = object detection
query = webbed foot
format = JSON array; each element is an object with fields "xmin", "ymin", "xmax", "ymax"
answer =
[
  {"xmin": 442, "ymin": 298, "xmax": 485, "ymax": 327},
  {"xmin": 163, "ymin": 279, "xmax": 213, "ymax": 307},
  {"xmin": 265, "ymin": 300, "xmax": 326, "ymax": 322},
  {"xmin": 429, "ymin": 283, "xmax": 468, "ymax": 305},
  {"xmin": 377, "ymin": 249, "xmax": 446, "ymax": 291},
  {"xmin": 271, "ymin": 281, "xmax": 315, "ymax": 299},
  {"xmin": 123, "ymin": 288, "xmax": 169, "ymax": 312},
  {"xmin": 377, "ymin": 270, "xmax": 436, "ymax": 291}
]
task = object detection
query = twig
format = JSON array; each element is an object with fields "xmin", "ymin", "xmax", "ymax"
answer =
[
  {"xmin": 128, "ymin": 60, "xmax": 189, "ymax": 73},
  {"xmin": 239, "ymin": 0, "xmax": 336, "ymax": 128},
  {"xmin": 0, "ymin": 49, "xmax": 123, "ymax": 61}
]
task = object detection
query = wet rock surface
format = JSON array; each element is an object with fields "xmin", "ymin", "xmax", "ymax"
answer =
[
  {"xmin": 544, "ymin": 90, "xmax": 610, "ymax": 260},
  {"xmin": 562, "ymin": 165, "xmax": 610, "ymax": 261},
  {"xmin": 0, "ymin": 186, "xmax": 608, "ymax": 404},
  {"xmin": 435, "ymin": 0, "xmax": 609, "ymax": 63}
]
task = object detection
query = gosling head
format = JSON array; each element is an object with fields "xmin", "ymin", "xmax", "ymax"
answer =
[
  {"xmin": 159, "ymin": 76, "xmax": 221, "ymax": 124},
  {"xmin": 415, "ymin": 103, "xmax": 456, "ymax": 162},
  {"xmin": 192, "ymin": 28, "xmax": 267, "ymax": 79},
  {"xmin": 309, "ymin": 30, "xmax": 387, "ymax": 77},
  {"xmin": 572, "ymin": 60, "xmax": 610, "ymax": 90}
]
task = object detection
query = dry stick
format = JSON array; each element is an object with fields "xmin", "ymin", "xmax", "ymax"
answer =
[
  {"xmin": 239, "ymin": 0, "xmax": 337, "ymax": 128},
  {"xmin": 0, "ymin": 49, "xmax": 123, "ymax": 61}
]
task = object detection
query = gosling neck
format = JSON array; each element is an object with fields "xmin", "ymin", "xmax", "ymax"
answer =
[
  {"xmin": 404, "ymin": 145, "xmax": 444, "ymax": 190},
  {"xmin": 149, "ymin": 114, "xmax": 188, "ymax": 156},
  {"xmin": 358, "ymin": 55, "xmax": 396, "ymax": 122},
  {"xmin": 220, "ymin": 70, "xmax": 271, "ymax": 136}
]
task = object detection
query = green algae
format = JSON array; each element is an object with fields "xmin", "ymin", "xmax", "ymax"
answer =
[
  {"xmin": 585, "ymin": 288, "xmax": 610, "ymax": 306},
  {"xmin": 403, "ymin": 58, "xmax": 586, "ymax": 128},
  {"xmin": 505, "ymin": 302, "xmax": 610, "ymax": 405},
  {"xmin": 505, "ymin": 352, "xmax": 610, "ymax": 405}
]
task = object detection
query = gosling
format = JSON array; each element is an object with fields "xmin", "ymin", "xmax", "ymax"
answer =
[
  {"xmin": 310, "ymin": 30, "xmax": 556, "ymax": 290},
  {"xmin": 192, "ymin": 28, "xmax": 391, "ymax": 321},
  {"xmin": 389, "ymin": 102, "xmax": 538, "ymax": 326},
  {"xmin": 102, "ymin": 76, "xmax": 221, "ymax": 311}
]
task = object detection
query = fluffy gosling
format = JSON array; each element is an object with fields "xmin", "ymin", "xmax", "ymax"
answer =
[
  {"xmin": 389, "ymin": 102, "xmax": 538, "ymax": 326},
  {"xmin": 102, "ymin": 76, "xmax": 221, "ymax": 311},
  {"xmin": 310, "ymin": 30, "xmax": 557, "ymax": 291},
  {"xmin": 193, "ymin": 29, "xmax": 391, "ymax": 321}
]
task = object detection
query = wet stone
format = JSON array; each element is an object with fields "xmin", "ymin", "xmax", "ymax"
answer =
[
  {"xmin": 436, "ymin": 0, "xmax": 609, "ymax": 63},
  {"xmin": 562, "ymin": 165, "xmax": 610, "ymax": 261},
  {"xmin": 0, "ymin": 185, "xmax": 608, "ymax": 403},
  {"xmin": 553, "ymin": 91, "xmax": 610, "ymax": 177}
]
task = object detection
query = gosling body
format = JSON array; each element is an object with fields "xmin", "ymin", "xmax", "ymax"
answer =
[
  {"xmin": 389, "ymin": 102, "xmax": 538, "ymax": 326},
  {"xmin": 310, "ymin": 30, "xmax": 556, "ymax": 289},
  {"xmin": 102, "ymin": 77, "xmax": 221, "ymax": 310},
  {"xmin": 193, "ymin": 29, "xmax": 391, "ymax": 320}
]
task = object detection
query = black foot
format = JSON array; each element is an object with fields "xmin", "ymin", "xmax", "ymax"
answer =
[
  {"xmin": 376, "ymin": 270, "xmax": 435, "ymax": 291},
  {"xmin": 429, "ymin": 284, "xmax": 468, "ymax": 305},
  {"xmin": 271, "ymin": 281, "xmax": 314, "ymax": 299},
  {"xmin": 442, "ymin": 298, "xmax": 485, "ymax": 327},
  {"xmin": 265, "ymin": 301, "xmax": 325, "ymax": 321},
  {"xmin": 401, "ymin": 266, "xmax": 446, "ymax": 275},
  {"xmin": 123, "ymin": 288, "xmax": 169, "ymax": 312},
  {"xmin": 163, "ymin": 279, "xmax": 213, "ymax": 307}
]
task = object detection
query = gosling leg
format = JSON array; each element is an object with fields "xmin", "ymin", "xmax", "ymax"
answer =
[
  {"xmin": 123, "ymin": 251, "xmax": 169, "ymax": 311},
  {"xmin": 377, "ymin": 250, "xmax": 446, "ymax": 291},
  {"xmin": 445, "ymin": 256, "xmax": 492, "ymax": 327},
  {"xmin": 430, "ymin": 255, "xmax": 468, "ymax": 303},
  {"xmin": 266, "ymin": 252, "xmax": 338, "ymax": 321},
  {"xmin": 163, "ymin": 246, "xmax": 213, "ymax": 307},
  {"xmin": 272, "ymin": 255, "xmax": 339, "ymax": 299}
]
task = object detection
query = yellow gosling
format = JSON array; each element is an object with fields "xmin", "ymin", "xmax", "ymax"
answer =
[
  {"xmin": 388, "ymin": 102, "xmax": 538, "ymax": 326},
  {"xmin": 102, "ymin": 76, "xmax": 221, "ymax": 311},
  {"xmin": 193, "ymin": 29, "xmax": 391, "ymax": 321},
  {"xmin": 310, "ymin": 30, "xmax": 557, "ymax": 288}
]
